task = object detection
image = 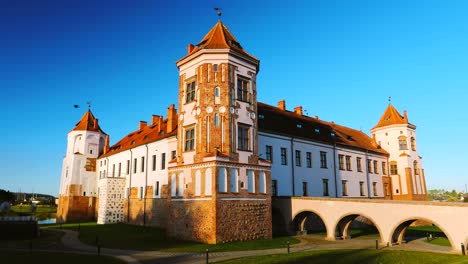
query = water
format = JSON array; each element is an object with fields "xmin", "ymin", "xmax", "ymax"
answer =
[{"xmin": 38, "ymin": 218, "xmax": 56, "ymax": 225}]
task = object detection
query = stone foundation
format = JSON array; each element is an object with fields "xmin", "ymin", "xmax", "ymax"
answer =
[{"xmin": 57, "ymin": 195, "xmax": 96, "ymax": 223}]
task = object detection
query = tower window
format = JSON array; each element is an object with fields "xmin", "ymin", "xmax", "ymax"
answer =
[
  {"xmin": 398, "ymin": 136, "xmax": 408, "ymax": 150},
  {"xmin": 237, "ymin": 78, "xmax": 249, "ymax": 102},
  {"xmin": 390, "ymin": 161, "xmax": 398, "ymax": 175},
  {"xmin": 184, "ymin": 127, "xmax": 195, "ymax": 151},
  {"xmin": 213, "ymin": 64, "xmax": 218, "ymax": 72},
  {"xmin": 237, "ymin": 125, "xmax": 250, "ymax": 151},
  {"xmin": 186, "ymin": 81, "xmax": 196, "ymax": 103},
  {"xmin": 214, "ymin": 114, "xmax": 220, "ymax": 126},
  {"xmin": 411, "ymin": 137, "xmax": 416, "ymax": 151}
]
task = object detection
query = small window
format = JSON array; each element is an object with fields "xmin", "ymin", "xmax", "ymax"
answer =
[
  {"xmin": 271, "ymin": 180, "xmax": 278, "ymax": 196},
  {"xmin": 297, "ymin": 124, "xmax": 302, "ymax": 128},
  {"xmin": 398, "ymin": 136, "xmax": 408, "ymax": 150},
  {"xmin": 213, "ymin": 64, "xmax": 218, "ymax": 72},
  {"xmin": 237, "ymin": 125, "xmax": 250, "ymax": 151},
  {"xmin": 237, "ymin": 78, "xmax": 249, "ymax": 102},
  {"xmin": 338, "ymin": 155, "xmax": 345, "ymax": 170},
  {"xmin": 390, "ymin": 161, "xmax": 398, "ymax": 175},
  {"xmin": 186, "ymin": 81, "xmax": 196, "ymax": 103},
  {"xmin": 359, "ymin": 181, "xmax": 365, "ymax": 196},
  {"xmin": 345, "ymin": 156, "xmax": 352, "ymax": 171},
  {"xmin": 152, "ymin": 155, "xmax": 156, "ymax": 171},
  {"xmin": 214, "ymin": 87, "xmax": 220, "ymax": 97},
  {"xmin": 320, "ymin": 151, "xmax": 327, "ymax": 168},
  {"xmin": 281, "ymin": 148, "xmax": 287, "ymax": 165},
  {"xmin": 265, "ymin": 145, "xmax": 273, "ymax": 162},
  {"xmin": 373, "ymin": 182, "xmax": 378, "ymax": 196},
  {"xmin": 306, "ymin": 152, "xmax": 312, "ymax": 168},
  {"xmin": 322, "ymin": 179, "xmax": 329, "ymax": 196},
  {"xmin": 214, "ymin": 114, "xmax": 220, "ymax": 126},
  {"xmin": 161, "ymin": 153, "xmax": 166, "ymax": 170},
  {"xmin": 141, "ymin": 156, "xmax": 145, "ymax": 173},
  {"xmin": 342, "ymin": 180, "xmax": 348, "ymax": 196},
  {"xmin": 247, "ymin": 170, "xmax": 255, "ymax": 193},
  {"xmin": 155, "ymin": 181, "xmax": 160, "ymax": 196},
  {"xmin": 367, "ymin": 159, "xmax": 372, "ymax": 173},
  {"xmin": 314, "ymin": 128, "xmax": 320, "ymax": 133},
  {"xmin": 133, "ymin": 158, "xmax": 137, "ymax": 173},
  {"xmin": 373, "ymin": 160, "xmax": 378, "ymax": 174},
  {"xmin": 185, "ymin": 128, "xmax": 195, "ymax": 151},
  {"xmin": 302, "ymin": 182, "xmax": 308, "ymax": 196},
  {"xmin": 171, "ymin": 150, "xmax": 177, "ymax": 159},
  {"xmin": 357, "ymin": 157, "xmax": 362, "ymax": 172},
  {"xmin": 259, "ymin": 114, "xmax": 265, "ymax": 119},
  {"xmin": 295, "ymin": 150, "xmax": 301, "ymax": 167}
]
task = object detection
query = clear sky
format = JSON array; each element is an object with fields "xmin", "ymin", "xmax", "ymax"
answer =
[{"xmin": 2, "ymin": 0, "xmax": 468, "ymax": 197}]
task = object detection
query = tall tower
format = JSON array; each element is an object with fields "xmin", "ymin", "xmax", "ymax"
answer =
[
  {"xmin": 371, "ymin": 104, "xmax": 427, "ymax": 200},
  {"xmin": 57, "ymin": 109, "xmax": 108, "ymax": 222},
  {"xmin": 167, "ymin": 21, "xmax": 272, "ymax": 243}
]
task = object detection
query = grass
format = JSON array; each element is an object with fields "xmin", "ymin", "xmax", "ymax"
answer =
[
  {"xmin": 406, "ymin": 225, "xmax": 451, "ymax": 247},
  {"xmin": 6, "ymin": 205, "xmax": 57, "ymax": 221},
  {"xmin": 0, "ymin": 250, "xmax": 125, "ymax": 264},
  {"xmin": 215, "ymin": 249, "xmax": 468, "ymax": 264},
  {"xmin": 42, "ymin": 222, "xmax": 300, "ymax": 252}
]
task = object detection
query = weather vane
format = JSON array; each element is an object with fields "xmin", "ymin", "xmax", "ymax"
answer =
[
  {"xmin": 214, "ymin": 7, "xmax": 222, "ymax": 20},
  {"xmin": 388, "ymin": 96, "xmax": 391, "ymax": 104},
  {"xmin": 87, "ymin": 101, "xmax": 91, "ymax": 109}
]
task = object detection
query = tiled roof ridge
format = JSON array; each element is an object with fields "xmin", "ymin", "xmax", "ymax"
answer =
[
  {"xmin": 372, "ymin": 103, "xmax": 408, "ymax": 129},
  {"xmin": 71, "ymin": 109, "xmax": 106, "ymax": 134}
]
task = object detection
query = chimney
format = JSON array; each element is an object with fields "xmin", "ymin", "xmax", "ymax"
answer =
[
  {"xmin": 151, "ymin": 115, "xmax": 160, "ymax": 125},
  {"xmin": 158, "ymin": 116, "xmax": 163, "ymax": 132},
  {"xmin": 167, "ymin": 104, "xmax": 177, "ymax": 132},
  {"xmin": 139, "ymin": 121, "xmax": 147, "ymax": 130},
  {"xmin": 294, "ymin": 106, "xmax": 303, "ymax": 115},
  {"xmin": 278, "ymin": 100, "xmax": 286, "ymax": 111},
  {"xmin": 93, "ymin": 118, "xmax": 98, "ymax": 128},
  {"xmin": 104, "ymin": 135, "xmax": 110, "ymax": 155},
  {"xmin": 188, "ymin": 43, "xmax": 194, "ymax": 54},
  {"xmin": 314, "ymin": 115, "xmax": 319, "ymax": 120},
  {"xmin": 403, "ymin": 110, "xmax": 408, "ymax": 121}
]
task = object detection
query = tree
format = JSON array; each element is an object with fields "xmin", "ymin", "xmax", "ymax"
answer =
[{"xmin": 0, "ymin": 189, "xmax": 15, "ymax": 203}]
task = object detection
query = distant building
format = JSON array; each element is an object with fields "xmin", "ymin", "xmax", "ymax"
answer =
[{"xmin": 57, "ymin": 21, "xmax": 427, "ymax": 243}]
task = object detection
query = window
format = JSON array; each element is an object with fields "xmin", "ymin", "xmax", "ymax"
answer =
[
  {"xmin": 213, "ymin": 64, "xmax": 218, "ymax": 72},
  {"xmin": 133, "ymin": 158, "xmax": 137, "ymax": 173},
  {"xmin": 322, "ymin": 179, "xmax": 329, "ymax": 196},
  {"xmin": 214, "ymin": 114, "xmax": 220, "ymax": 126},
  {"xmin": 185, "ymin": 128, "xmax": 195, "ymax": 151},
  {"xmin": 155, "ymin": 181, "xmax": 160, "ymax": 196},
  {"xmin": 373, "ymin": 160, "xmax": 378, "ymax": 174},
  {"xmin": 342, "ymin": 180, "xmax": 348, "ymax": 196},
  {"xmin": 247, "ymin": 170, "xmax": 255, "ymax": 193},
  {"xmin": 357, "ymin": 157, "xmax": 362, "ymax": 172},
  {"xmin": 373, "ymin": 182, "xmax": 378, "ymax": 196},
  {"xmin": 205, "ymin": 168, "xmax": 212, "ymax": 195},
  {"xmin": 126, "ymin": 160, "xmax": 130, "ymax": 175},
  {"xmin": 171, "ymin": 174, "xmax": 176, "ymax": 197},
  {"xmin": 178, "ymin": 173, "xmax": 184, "ymax": 197},
  {"xmin": 367, "ymin": 159, "xmax": 372, "ymax": 173},
  {"xmin": 141, "ymin": 157, "xmax": 145, "ymax": 172},
  {"xmin": 411, "ymin": 137, "xmax": 416, "ymax": 151},
  {"xmin": 140, "ymin": 187, "xmax": 144, "ymax": 199},
  {"xmin": 214, "ymin": 86, "xmax": 220, "ymax": 97},
  {"xmin": 295, "ymin": 150, "xmax": 302, "ymax": 167},
  {"xmin": 259, "ymin": 172, "xmax": 266, "ymax": 194},
  {"xmin": 306, "ymin": 152, "xmax": 312, "ymax": 168},
  {"xmin": 218, "ymin": 168, "xmax": 227, "ymax": 192},
  {"xmin": 112, "ymin": 164, "xmax": 115, "ymax": 177},
  {"xmin": 237, "ymin": 125, "xmax": 250, "ymax": 151},
  {"xmin": 195, "ymin": 170, "xmax": 201, "ymax": 196},
  {"xmin": 390, "ymin": 161, "xmax": 398, "ymax": 175},
  {"xmin": 265, "ymin": 145, "xmax": 273, "ymax": 162},
  {"xmin": 384, "ymin": 183, "xmax": 389, "ymax": 196},
  {"xmin": 346, "ymin": 156, "xmax": 352, "ymax": 171},
  {"xmin": 272, "ymin": 180, "xmax": 278, "ymax": 196},
  {"xmin": 118, "ymin": 163, "xmax": 121, "ymax": 176},
  {"xmin": 359, "ymin": 181, "xmax": 365, "ymax": 196},
  {"xmin": 398, "ymin": 136, "xmax": 408, "ymax": 150},
  {"xmin": 302, "ymin": 182, "xmax": 308, "ymax": 196},
  {"xmin": 172, "ymin": 150, "xmax": 177, "ymax": 160},
  {"xmin": 237, "ymin": 78, "xmax": 249, "ymax": 102},
  {"xmin": 186, "ymin": 81, "xmax": 196, "ymax": 103},
  {"xmin": 382, "ymin": 162, "xmax": 387, "ymax": 175},
  {"xmin": 230, "ymin": 168, "xmax": 238, "ymax": 192},
  {"xmin": 152, "ymin": 155, "xmax": 156, "ymax": 171},
  {"xmin": 320, "ymin": 151, "xmax": 327, "ymax": 168},
  {"xmin": 161, "ymin": 153, "xmax": 166, "ymax": 170},
  {"xmin": 413, "ymin": 160, "xmax": 419, "ymax": 175},
  {"xmin": 338, "ymin": 155, "xmax": 345, "ymax": 170},
  {"xmin": 280, "ymin": 148, "xmax": 287, "ymax": 165}
]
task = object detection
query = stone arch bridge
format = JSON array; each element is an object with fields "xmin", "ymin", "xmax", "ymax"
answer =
[{"xmin": 273, "ymin": 197, "xmax": 468, "ymax": 254}]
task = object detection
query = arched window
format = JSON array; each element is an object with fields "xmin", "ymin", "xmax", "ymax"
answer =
[
  {"xmin": 178, "ymin": 173, "xmax": 184, "ymax": 197},
  {"xmin": 214, "ymin": 114, "xmax": 219, "ymax": 126},
  {"xmin": 171, "ymin": 174, "xmax": 176, "ymax": 197},
  {"xmin": 398, "ymin": 136, "xmax": 408, "ymax": 150},
  {"xmin": 205, "ymin": 168, "xmax": 212, "ymax": 196},
  {"xmin": 411, "ymin": 137, "xmax": 416, "ymax": 151},
  {"xmin": 214, "ymin": 87, "xmax": 220, "ymax": 104},
  {"xmin": 390, "ymin": 161, "xmax": 398, "ymax": 175},
  {"xmin": 247, "ymin": 170, "xmax": 255, "ymax": 193},
  {"xmin": 195, "ymin": 170, "xmax": 201, "ymax": 196},
  {"xmin": 413, "ymin": 160, "xmax": 419, "ymax": 175},
  {"xmin": 214, "ymin": 87, "xmax": 220, "ymax": 97},
  {"xmin": 259, "ymin": 171, "xmax": 266, "ymax": 194},
  {"xmin": 230, "ymin": 168, "xmax": 238, "ymax": 192}
]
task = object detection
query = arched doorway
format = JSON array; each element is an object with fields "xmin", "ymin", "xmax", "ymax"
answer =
[
  {"xmin": 391, "ymin": 219, "xmax": 451, "ymax": 247},
  {"xmin": 292, "ymin": 211, "xmax": 326, "ymax": 236}
]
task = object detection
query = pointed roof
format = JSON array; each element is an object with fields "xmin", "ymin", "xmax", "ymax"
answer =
[
  {"xmin": 71, "ymin": 110, "xmax": 106, "ymax": 134},
  {"xmin": 181, "ymin": 21, "xmax": 258, "ymax": 63},
  {"xmin": 372, "ymin": 104, "xmax": 408, "ymax": 129}
]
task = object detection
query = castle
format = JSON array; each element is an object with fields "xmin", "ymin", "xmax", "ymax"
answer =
[{"xmin": 57, "ymin": 21, "xmax": 427, "ymax": 243}]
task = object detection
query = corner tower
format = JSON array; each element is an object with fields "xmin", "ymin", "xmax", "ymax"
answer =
[
  {"xmin": 57, "ymin": 109, "xmax": 108, "ymax": 222},
  {"xmin": 167, "ymin": 21, "xmax": 272, "ymax": 243},
  {"xmin": 371, "ymin": 104, "xmax": 427, "ymax": 200}
]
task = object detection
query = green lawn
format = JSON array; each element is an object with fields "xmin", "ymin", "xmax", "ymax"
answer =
[
  {"xmin": 42, "ymin": 222, "xmax": 300, "ymax": 252},
  {"xmin": 1, "ymin": 250, "xmax": 125, "ymax": 264},
  {"xmin": 215, "ymin": 249, "xmax": 468, "ymax": 264},
  {"xmin": 406, "ymin": 225, "xmax": 451, "ymax": 247},
  {"xmin": 7, "ymin": 205, "xmax": 57, "ymax": 221}
]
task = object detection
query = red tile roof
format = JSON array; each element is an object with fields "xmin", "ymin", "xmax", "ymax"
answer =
[
  {"xmin": 72, "ymin": 110, "xmax": 106, "ymax": 134},
  {"xmin": 257, "ymin": 102, "xmax": 388, "ymax": 155},
  {"xmin": 373, "ymin": 104, "xmax": 409, "ymax": 129},
  {"xmin": 180, "ymin": 21, "xmax": 258, "ymax": 63},
  {"xmin": 99, "ymin": 119, "xmax": 177, "ymax": 158}
]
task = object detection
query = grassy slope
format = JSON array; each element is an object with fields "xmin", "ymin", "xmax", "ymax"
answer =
[
  {"xmin": 215, "ymin": 249, "xmax": 468, "ymax": 264},
  {"xmin": 1, "ymin": 250, "xmax": 125, "ymax": 264}
]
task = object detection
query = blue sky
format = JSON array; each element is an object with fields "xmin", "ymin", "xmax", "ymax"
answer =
[{"xmin": 2, "ymin": 0, "xmax": 468, "ymax": 196}]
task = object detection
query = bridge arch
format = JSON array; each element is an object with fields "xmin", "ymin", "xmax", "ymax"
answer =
[
  {"xmin": 292, "ymin": 209, "xmax": 328, "ymax": 236},
  {"xmin": 334, "ymin": 212, "xmax": 383, "ymax": 241},
  {"xmin": 390, "ymin": 217, "xmax": 453, "ymax": 248}
]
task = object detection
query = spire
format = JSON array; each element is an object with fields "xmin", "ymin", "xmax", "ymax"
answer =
[
  {"xmin": 71, "ymin": 109, "xmax": 106, "ymax": 134},
  {"xmin": 372, "ymin": 104, "xmax": 408, "ymax": 129}
]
